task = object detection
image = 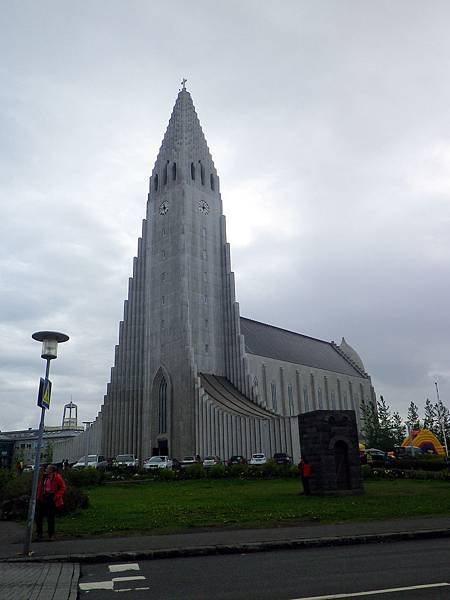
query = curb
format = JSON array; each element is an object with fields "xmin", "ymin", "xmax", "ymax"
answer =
[{"xmin": 3, "ymin": 528, "xmax": 450, "ymax": 564}]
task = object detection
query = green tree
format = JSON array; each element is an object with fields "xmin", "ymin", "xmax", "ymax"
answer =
[
  {"xmin": 423, "ymin": 398, "xmax": 437, "ymax": 433},
  {"xmin": 391, "ymin": 411, "xmax": 407, "ymax": 446},
  {"xmin": 407, "ymin": 401, "xmax": 421, "ymax": 429},
  {"xmin": 360, "ymin": 396, "xmax": 405, "ymax": 451},
  {"xmin": 434, "ymin": 399, "xmax": 450, "ymax": 449}
]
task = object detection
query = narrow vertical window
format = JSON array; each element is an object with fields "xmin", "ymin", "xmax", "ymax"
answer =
[
  {"xmin": 210, "ymin": 173, "xmax": 215, "ymax": 191},
  {"xmin": 199, "ymin": 161, "xmax": 205, "ymax": 185},
  {"xmin": 288, "ymin": 383, "xmax": 294, "ymax": 415},
  {"xmin": 163, "ymin": 161, "xmax": 168, "ymax": 185},
  {"xmin": 317, "ymin": 386, "xmax": 323, "ymax": 409},
  {"xmin": 159, "ymin": 378, "xmax": 167, "ymax": 433},
  {"xmin": 154, "ymin": 174, "xmax": 159, "ymax": 191},
  {"xmin": 303, "ymin": 385, "xmax": 310, "ymax": 412},
  {"xmin": 172, "ymin": 162, "xmax": 177, "ymax": 181},
  {"xmin": 191, "ymin": 163, "xmax": 195, "ymax": 180},
  {"xmin": 271, "ymin": 382, "xmax": 278, "ymax": 412},
  {"xmin": 331, "ymin": 391, "xmax": 336, "ymax": 409}
]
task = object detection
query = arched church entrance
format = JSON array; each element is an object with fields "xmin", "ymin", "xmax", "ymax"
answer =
[
  {"xmin": 334, "ymin": 440, "xmax": 351, "ymax": 490},
  {"xmin": 151, "ymin": 367, "xmax": 172, "ymax": 456}
]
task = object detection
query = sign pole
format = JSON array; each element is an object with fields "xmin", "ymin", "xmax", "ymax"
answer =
[{"xmin": 23, "ymin": 358, "xmax": 51, "ymax": 556}]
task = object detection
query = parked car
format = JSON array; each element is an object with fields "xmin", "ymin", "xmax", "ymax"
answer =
[
  {"xmin": 273, "ymin": 452, "xmax": 293, "ymax": 465},
  {"xmin": 114, "ymin": 454, "xmax": 139, "ymax": 469},
  {"xmin": 249, "ymin": 453, "xmax": 267, "ymax": 465},
  {"xmin": 180, "ymin": 456, "xmax": 201, "ymax": 468},
  {"xmin": 227, "ymin": 455, "xmax": 247, "ymax": 466},
  {"xmin": 73, "ymin": 454, "xmax": 105, "ymax": 469},
  {"xmin": 203, "ymin": 455, "xmax": 221, "ymax": 467},
  {"xmin": 362, "ymin": 449, "xmax": 388, "ymax": 465},
  {"xmin": 143, "ymin": 456, "xmax": 173, "ymax": 470},
  {"xmin": 96, "ymin": 457, "xmax": 115, "ymax": 471},
  {"xmin": 394, "ymin": 446, "xmax": 425, "ymax": 458}
]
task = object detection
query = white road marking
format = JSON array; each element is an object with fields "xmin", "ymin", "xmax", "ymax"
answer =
[
  {"xmin": 112, "ymin": 576, "xmax": 146, "ymax": 583},
  {"xmin": 109, "ymin": 563, "xmax": 140, "ymax": 573},
  {"xmin": 291, "ymin": 582, "xmax": 450, "ymax": 599},
  {"xmin": 115, "ymin": 589, "xmax": 132, "ymax": 593},
  {"xmin": 79, "ymin": 580, "xmax": 114, "ymax": 591}
]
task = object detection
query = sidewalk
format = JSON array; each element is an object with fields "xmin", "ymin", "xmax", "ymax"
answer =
[{"xmin": 1, "ymin": 516, "xmax": 450, "ymax": 598}]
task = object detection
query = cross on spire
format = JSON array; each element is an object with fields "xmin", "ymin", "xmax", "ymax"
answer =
[{"xmin": 181, "ymin": 78, "xmax": 187, "ymax": 90}]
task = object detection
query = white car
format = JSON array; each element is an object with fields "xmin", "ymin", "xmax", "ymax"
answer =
[
  {"xmin": 249, "ymin": 453, "xmax": 267, "ymax": 465},
  {"xmin": 203, "ymin": 455, "xmax": 221, "ymax": 467},
  {"xmin": 73, "ymin": 454, "xmax": 105, "ymax": 469},
  {"xmin": 143, "ymin": 456, "xmax": 173, "ymax": 470},
  {"xmin": 114, "ymin": 454, "xmax": 139, "ymax": 469}
]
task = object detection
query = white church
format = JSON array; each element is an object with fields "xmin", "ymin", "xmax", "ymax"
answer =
[{"xmin": 54, "ymin": 86, "xmax": 376, "ymax": 464}]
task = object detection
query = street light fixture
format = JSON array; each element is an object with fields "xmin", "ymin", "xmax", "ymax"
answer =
[{"xmin": 23, "ymin": 330, "xmax": 69, "ymax": 556}]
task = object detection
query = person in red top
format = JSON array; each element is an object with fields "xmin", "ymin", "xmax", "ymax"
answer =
[
  {"xmin": 298, "ymin": 457, "xmax": 312, "ymax": 496},
  {"xmin": 35, "ymin": 464, "xmax": 66, "ymax": 540}
]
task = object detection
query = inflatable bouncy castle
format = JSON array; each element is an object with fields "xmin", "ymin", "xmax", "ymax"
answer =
[{"xmin": 401, "ymin": 429, "xmax": 445, "ymax": 456}]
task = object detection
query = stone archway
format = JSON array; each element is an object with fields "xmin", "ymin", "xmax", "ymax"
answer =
[{"xmin": 334, "ymin": 440, "xmax": 351, "ymax": 490}]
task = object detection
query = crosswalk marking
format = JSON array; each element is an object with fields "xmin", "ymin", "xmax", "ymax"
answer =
[
  {"xmin": 109, "ymin": 563, "xmax": 140, "ymax": 573},
  {"xmin": 112, "ymin": 575, "xmax": 146, "ymax": 583},
  {"xmin": 80, "ymin": 562, "xmax": 151, "ymax": 594},
  {"xmin": 79, "ymin": 580, "xmax": 114, "ymax": 591}
]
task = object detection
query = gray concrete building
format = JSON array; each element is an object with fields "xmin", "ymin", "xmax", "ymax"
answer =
[{"xmin": 54, "ymin": 86, "xmax": 376, "ymax": 464}]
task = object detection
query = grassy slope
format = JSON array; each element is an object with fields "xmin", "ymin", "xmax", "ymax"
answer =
[{"xmin": 57, "ymin": 479, "xmax": 450, "ymax": 537}]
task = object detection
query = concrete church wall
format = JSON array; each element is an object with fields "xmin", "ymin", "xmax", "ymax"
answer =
[
  {"xmin": 246, "ymin": 353, "xmax": 375, "ymax": 435},
  {"xmin": 53, "ymin": 415, "xmax": 103, "ymax": 463}
]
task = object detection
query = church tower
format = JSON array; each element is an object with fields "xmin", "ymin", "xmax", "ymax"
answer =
[
  {"xmin": 52, "ymin": 85, "xmax": 377, "ymax": 465},
  {"xmin": 102, "ymin": 85, "xmax": 248, "ymax": 460}
]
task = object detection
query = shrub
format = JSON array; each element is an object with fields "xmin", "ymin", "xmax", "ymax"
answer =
[
  {"xmin": 152, "ymin": 468, "xmax": 176, "ymax": 481},
  {"xmin": 182, "ymin": 464, "xmax": 206, "ymax": 479},
  {"xmin": 228, "ymin": 464, "xmax": 248, "ymax": 478},
  {"xmin": 261, "ymin": 460, "xmax": 279, "ymax": 478},
  {"xmin": 60, "ymin": 485, "xmax": 89, "ymax": 514},
  {"xmin": 63, "ymin": 467, "xmax": 104, "ymax": 487},
  {"xmin": 0, "ymin": 469, "xmax": 14, "ymax": 501},
  {"xmin": 207, "ymin": 464, "xmax": 226, "ymax": 478}
]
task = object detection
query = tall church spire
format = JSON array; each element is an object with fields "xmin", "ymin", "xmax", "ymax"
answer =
[{"xmin": 150, "ymin": 87, "xmax": 218, "ymax": 192}]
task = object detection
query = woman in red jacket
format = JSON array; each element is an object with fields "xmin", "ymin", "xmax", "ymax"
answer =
[{"xmin": 35, "ymin": 464, "xmax": 66, "ymax": 540}]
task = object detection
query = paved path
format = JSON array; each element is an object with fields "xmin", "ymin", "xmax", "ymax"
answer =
[{"xmin": 1, "ymin": 516, "xmax": 450, "ymax": 599}]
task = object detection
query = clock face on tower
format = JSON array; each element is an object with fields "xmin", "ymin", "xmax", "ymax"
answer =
[
  {"xmin": 159, "ymin": 201, "xmax": 169, "ymax": 215},
  {"xmin": 198, "ymin": 200, "xmax": 210, "ymax": 215}
]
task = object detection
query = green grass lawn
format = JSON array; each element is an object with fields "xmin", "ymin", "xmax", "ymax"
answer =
[{"xmin": 57, "ymin": 478, "xmax": 450, "ymax": 538}]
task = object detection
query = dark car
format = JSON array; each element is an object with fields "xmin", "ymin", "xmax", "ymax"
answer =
[
  {"xmin": 273, "ymin": 452, "xmax": 293, "ymax": 465},
  {"xmin": 228, "ymin": 455, "xmax": 247, "ymax": 466}
]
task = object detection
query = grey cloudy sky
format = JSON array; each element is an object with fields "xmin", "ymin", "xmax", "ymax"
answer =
[{"xmin": 1, "ymin": 1, "xmax": 449, "ymax": 432}]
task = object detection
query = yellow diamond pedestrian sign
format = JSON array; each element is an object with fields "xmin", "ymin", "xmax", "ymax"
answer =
[{"xmin": 37, "ymin": 377, "xmax": 52, "ymax": 410}]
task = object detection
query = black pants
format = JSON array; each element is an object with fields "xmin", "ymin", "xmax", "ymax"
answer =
[
  {"xmin": 36, "ymin": 494, "xmax": 56, "ymax": 537},
  {"xmin": 301, "ymin": 476, "xmax": 311, "ymax": 495}
]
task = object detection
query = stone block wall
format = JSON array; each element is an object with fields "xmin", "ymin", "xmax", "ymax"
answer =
[{"xmin": 298, "ymin": 410, "xmax": 364, "ymax": 495}]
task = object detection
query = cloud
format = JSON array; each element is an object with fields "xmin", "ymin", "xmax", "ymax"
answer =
[{"xmin": 1, "ymin": 1, "xmax": 449, "ymax": 435}]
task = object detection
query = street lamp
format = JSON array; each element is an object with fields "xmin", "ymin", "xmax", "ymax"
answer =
[{"xmin": 23, "ymin": 330, "xmax": 69, "ymax": 556}]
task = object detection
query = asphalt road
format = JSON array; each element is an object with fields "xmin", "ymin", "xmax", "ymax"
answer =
[{"xmin": 79, "ymin": 537, "xmax": 450, "ymax": 599}]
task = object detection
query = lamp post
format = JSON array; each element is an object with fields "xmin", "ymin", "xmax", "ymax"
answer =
[{"xmin": 23, "ymin": 331, "xmax": 69, "ymax": 556}]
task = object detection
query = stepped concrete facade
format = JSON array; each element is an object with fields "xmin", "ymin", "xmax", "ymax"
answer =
[{"xmin": 54, "ymin": 87, "xmax": 376, "ymax": 464}]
